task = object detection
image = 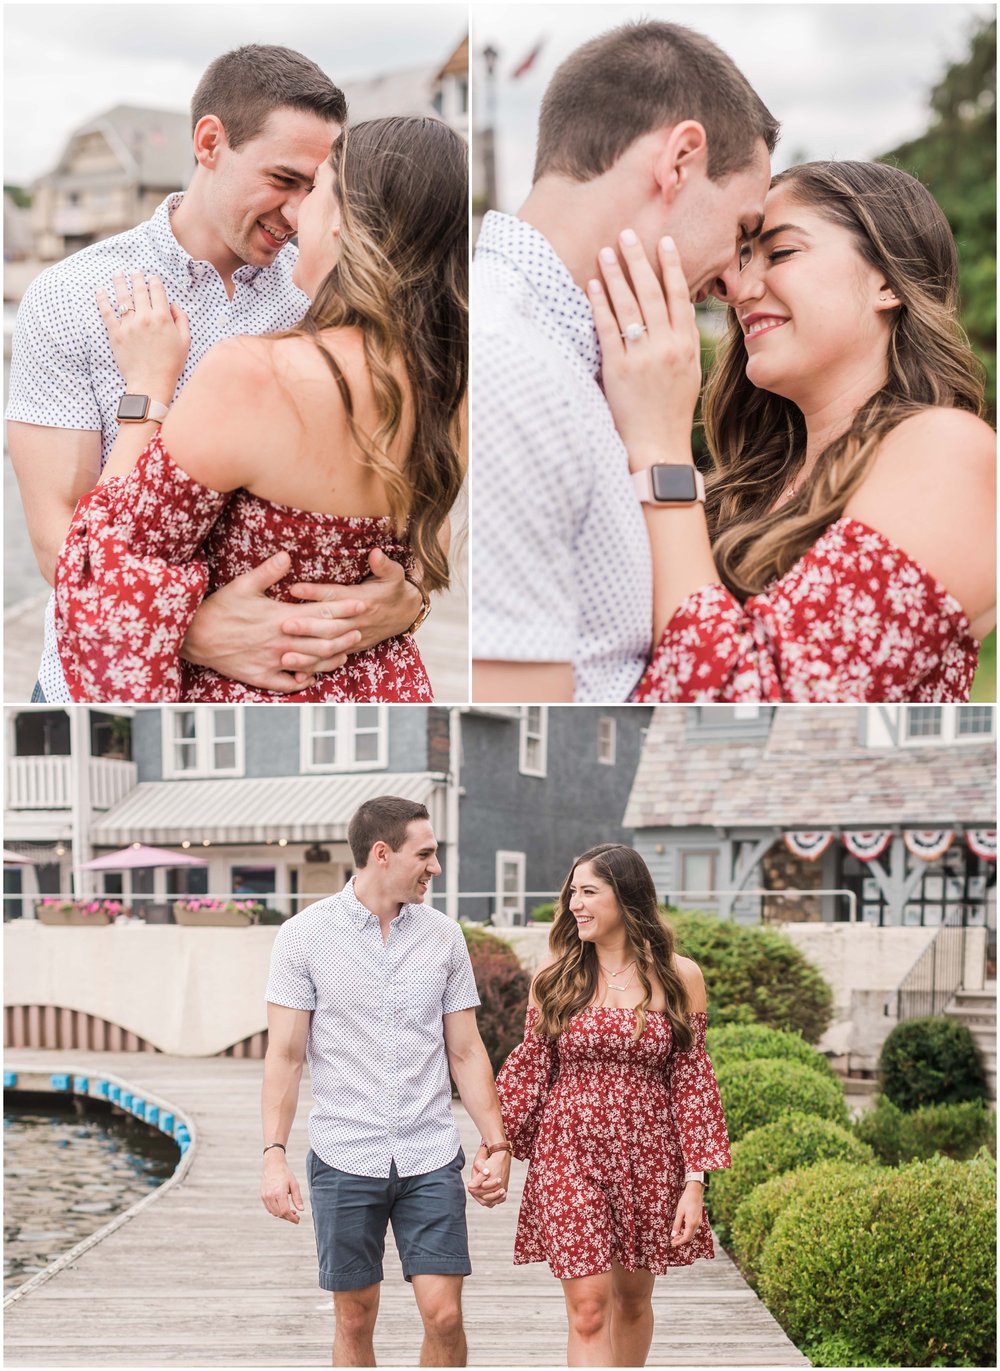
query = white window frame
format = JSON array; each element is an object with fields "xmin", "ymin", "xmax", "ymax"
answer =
[
  {"xmin": 300, "ymin": 705, "xmax": 389, "ymax": 773},
  {"xmin": 901, "ymin": 705, "xmax": 995, "ymax": 746},
  {"xmin": 519, "ymin": 706, "xmax": 548, "ymax": 778},
  {"xmin": 162, "ymin": 707, "xmax": 245, "ymax": 779},
  {"xmin": 679, "ymin": 849, "xmax": 718, "ymax": 897},
  {"xmin": 597, "ymin": 717, "xmax": 617, "ymax": 765},
  {"xmin": 495, "ymin": 850, "xmax": 526, "ymax": 924}
]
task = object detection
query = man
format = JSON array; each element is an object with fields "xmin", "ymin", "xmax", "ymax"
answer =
[
  {"xmin": 261, "ymin": 797, "xmax": 511, "ymax": 1368},
  {"xmin": 6, "ymin": 43, "xmax": 421, "ymax": 703},
  {"xmin": 471, "ymin": 21, "xmax": 779, "ymax": 703}
]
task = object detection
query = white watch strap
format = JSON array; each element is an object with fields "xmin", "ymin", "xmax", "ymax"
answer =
[
  {"xmin": 145, "ymin": 399, "xmax": 169, "ymax": 424},
  {"xmin": 631, "ymin": 465, "xmax": 706, "ymax": 504},
  {"xmin": 684, "ymin": 1170, "xmax": 705, "ymax": 1185}
]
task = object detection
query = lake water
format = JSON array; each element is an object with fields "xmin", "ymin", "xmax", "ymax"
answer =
[{"xmin": 4, "ymin": 1093, "xmax": 180, "ymax": 1293}]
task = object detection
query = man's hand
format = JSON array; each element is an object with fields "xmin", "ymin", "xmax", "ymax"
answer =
[
  {"xmin": 260, "ymin": 1152, "xmax": 304, "ymax": 1224},
  {"xmin": 467, "ymin": 1143, "xmax": 510, "ymax": 1209},
  {"xmin": 181, "ymin": 551, "xmax": 366, "ymax": 690},
  {"xmin": 280, "ymin": 548, "xmax": 423, "ymax": 671}
]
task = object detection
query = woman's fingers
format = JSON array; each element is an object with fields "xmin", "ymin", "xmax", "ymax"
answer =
[
  {"xmin": 588, "ymin": 277, "xmax": 623, "ymax": 357},
  {"xmin": 658, "ymin": 236, "xmax": 696, "ymax": 330},
  {"xmin": 617, "ymin": 229, "xmax": 670, "ymax": 331},
  {"xmin": 598, "ymin": 244, "xmax": 645, "ymax": 340}
]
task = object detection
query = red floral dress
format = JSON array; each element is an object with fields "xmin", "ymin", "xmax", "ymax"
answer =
[
  {"xmin": 54, "ymin": 433, "xmax": 432, "ymax": 703},
  {"xmin": 496, "ymin": 1007, "xmax": 730, "ymax": 1280},
  {"xmin": 634, "ymin": 517, "xmax": 978, "ymax": 703}
]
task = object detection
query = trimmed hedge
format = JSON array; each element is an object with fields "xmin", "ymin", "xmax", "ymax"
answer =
[
  {"xmin": 758, "ymin": 1150, "xmax": 998, "ymax": 1366},
  {"xmin": 855, "ymin": 1093, "xmax": 997, "ymax": 1165},
  {"xmin": 668, "ymin": 910, "xmax": 832, "ymax": 1042},
  {"xmin": 460, "ymin": 926, "xmax": 530, "ymax": 1076},
  {"xmin": 712, "ymin": 1111, "xmax": 876, "ymax": 1241},
  {"xmin": 706, "ymin": 1023, "xmax": 838, "ymax": 1081},
  {"xmin": 879, "ymin": 1015, "xmax": 989, "ymax": 1110},
  {"xmin": 715, "ymin": 1057, "xmax": 850, "ymax": 1141},
  {"xmin": 730, "ymin": 1160, "xmax": 878, "ymax": 1288}
]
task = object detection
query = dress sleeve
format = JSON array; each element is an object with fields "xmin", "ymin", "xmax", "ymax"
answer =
[
  {"xmin": 495, "ymin": 1006, "xmax": 557, "ymax": 1160},
  {"xmin": 666, "ymin": 1011, "xmax": 731, "ymax": 1173},
  {"xmin": 634, "ymin": 517, "xmax": 976, "ymax": 703},
  {"xmin": 54, "ymin": 431, "xmax": 229, "ymax": 702}
]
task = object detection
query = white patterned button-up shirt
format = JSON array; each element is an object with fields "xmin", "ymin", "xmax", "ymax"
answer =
[
  {"xmin": 6, "ymin": 193, "xmax": 310, "ymax": 702},
  {"xmin": 470, "ymin": 211, "xmax": 652, "ymax": 702},
  {"xmin": 265, "ymin": 878, "xmax": 481, "ymax": 1178}
]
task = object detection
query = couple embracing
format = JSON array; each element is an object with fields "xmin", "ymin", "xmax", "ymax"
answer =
[
  {"xmin": 261, "ymin": 796, "xmax": 728, "ymax": 1367},
  {"xmin": 8, "ymin": 43, "xmax": 467, "ymax": 704},
  {"xmin": 472, "ymin": 20, "xmax": 995, "ymax": 705}
]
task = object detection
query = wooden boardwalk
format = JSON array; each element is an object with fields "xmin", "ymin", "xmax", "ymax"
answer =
[{"xmin": 4, "ymin": 1050, "xmax": 808, "ymax": 1367}]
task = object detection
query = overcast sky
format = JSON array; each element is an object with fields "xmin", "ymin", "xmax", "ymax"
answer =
[
  {"xmin": 3, "ymin": 1, "xmax": 467, "ymax": 183},
  {"xmin": 471, "ymin": 1, "xmax": 995, "ymax": 211}
]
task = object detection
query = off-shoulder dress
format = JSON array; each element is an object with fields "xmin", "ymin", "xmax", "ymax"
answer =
[
  {"xmin": 54, "ymin": 433, "xmax": 431, "ymax": 703},
  {"xmin": 495, "ymin": 1006, "xmax": 730, "ymax": 1280}
]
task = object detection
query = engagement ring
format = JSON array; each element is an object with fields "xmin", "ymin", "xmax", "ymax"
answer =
[{"xmin": 621, "ymin": 322, "xmax": 647, "ymax": 342}]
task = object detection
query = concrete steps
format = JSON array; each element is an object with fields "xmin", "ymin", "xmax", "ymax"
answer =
[{"xmin": 944, "ymin": 982, "xmax": 996, "ymax": 1100}]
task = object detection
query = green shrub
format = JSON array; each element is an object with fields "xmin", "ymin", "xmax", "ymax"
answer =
[
  {"xmin": 460, "ymin": 922, "xmax": 520, "ymax": 963},
  {"xmin": 715, "ymin": 1057, "xmax": 850, "ymax": 1141},
  {"xmin": 706, "ymin": 1023, "xmax": 838, "ymax": 1081},
  {"xmin": 855, "ymin": 1094, "xmax": 997, "ymax": 1165},
  {"xmin": 668, "ymin": 909, "xmax": 833, "ymax": 1042},
  {"xmin": 464, "ymin": 940, "xmax": 530, "ymax": 1077},
  {"xmin": 758, "ymin": 1150, "xmax": 998, "ymax": 1366},
  {"xmin": 730, "ymin": 1160, "xmax": 878, "ymax": 1288},
  {"xmin": 806, "ymin": 1334, "xmax": 884, "ymax": 1367},
  {"xmin": 879, "ymin": 1016, "xmax": 989, "ymax": 1110},
  {"xmin": 528, "ymin": 902, "xmax": 555, "ymax": 923},
  {"xmin": 712, "ymin": 1111, "xmax": 876, "ymax": 1240}
]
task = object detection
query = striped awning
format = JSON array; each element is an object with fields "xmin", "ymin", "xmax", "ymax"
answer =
[{"xmin": 89, "ymin": 772, "xmax": 444, "ymax": 846}]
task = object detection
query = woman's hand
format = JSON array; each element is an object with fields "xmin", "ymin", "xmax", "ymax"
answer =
[
  {"xmin": 97, "ymin": 271, "xmax": 191, "ymax": 403},
  {"xmin": 589, "ymin": 231, "xmax": 702, "ymax": 471},
  {"xmin": 670, "ymin": 1180, "xmax": 705, "ymax": 1247}
]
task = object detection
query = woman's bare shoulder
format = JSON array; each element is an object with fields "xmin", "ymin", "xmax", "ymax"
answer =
[{"xmin": 671, "ymin": 955, "xmax": 707, "ymax": 1012}]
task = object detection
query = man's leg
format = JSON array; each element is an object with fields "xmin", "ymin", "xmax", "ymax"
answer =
[
  {"xmin": 411, "ymin": 1274, "xmax": 466, "ymax": 1367},
  {"xmin": 333, "ymin": 1284, "xmax": 381, "ymax": 1368}
]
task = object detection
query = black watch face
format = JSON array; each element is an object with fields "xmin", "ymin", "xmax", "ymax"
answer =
[
  {"xmin": 651, "ymin": 465, "xmax": 697, "ymax": 502},
  {"xmin": 117, "ymin": 394, "xmax": 149, "ymax": 421}
]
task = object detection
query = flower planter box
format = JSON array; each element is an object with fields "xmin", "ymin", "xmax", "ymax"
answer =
[
  {"xmin": 173, "ymin": 905, "xmax": 254, "ymax": 928},
  {"xmin": 36, "ymin": 906, "xmax": 111, "ymax": 926}
]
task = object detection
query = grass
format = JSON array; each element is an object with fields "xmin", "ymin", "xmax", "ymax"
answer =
[{"xmin": 971, "ymin": 628, "xmax": 996, "ymax": 702}]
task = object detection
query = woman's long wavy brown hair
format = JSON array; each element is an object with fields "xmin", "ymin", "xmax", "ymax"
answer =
[
  {"xmin": 282, "ymin": 116, "xmax": 467, "ymax": 593},
  {"xmin": 533, "ymin": 843, "xmax": 692, "ymax": 1048},
  {"xmin": 702, "ymin": 160, "xmax": 986, "ymax": 598}
]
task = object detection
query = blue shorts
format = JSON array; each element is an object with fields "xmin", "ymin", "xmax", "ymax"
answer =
[{"xmin": 306, "ymin": 1148, "xmax": 471, "ymax": 1292}]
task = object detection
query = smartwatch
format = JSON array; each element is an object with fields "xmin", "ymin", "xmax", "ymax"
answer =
[
  {"xmin": 117, "ymin": 394, "xmax": 169, "ymax": 425},
  {"xmin": 632, "ymin": 464, "xmax": 705, "ymax": 506}
]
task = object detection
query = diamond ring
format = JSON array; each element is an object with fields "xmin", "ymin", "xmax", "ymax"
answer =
[{"xmin": 621, "ymin": 322, "xmax": 647, "ymax": 342}]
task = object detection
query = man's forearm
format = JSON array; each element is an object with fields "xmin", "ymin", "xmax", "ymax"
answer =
[
  {"xmin": 261, "ymin": 1050, "xmax": 304, "ymax": 1145},
  {"xmin": 450, "ymin": 1045, "xmax": 507, "ymax": 1144}
]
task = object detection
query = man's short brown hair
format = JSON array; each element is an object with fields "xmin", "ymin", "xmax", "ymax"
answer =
[
  {"xmin": 191, "ymin": 44, "xmax": 347, "ymax": 150},
  {"xmin": 534, "ymin": 21, "xmax": 779, "ymax": 184},
  {"xmin": 348, "ymin": 797, "xmax": 431, "ymax": 868}
]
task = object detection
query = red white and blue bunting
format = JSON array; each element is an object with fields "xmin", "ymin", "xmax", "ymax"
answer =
[
  {"xmin": 842, "ymin": 831, "xmax": 893, "ymax": 862},
  {"xmin": 966, "ymin": 830, "xmax": 997, "ymax": 861},
  {"xmin": 784, "ymin": 832, "xmax": 834, "ymax": 861},
  {"xmin": 902, "ymin": 830, "xmax": 954, "ymax": 862}
]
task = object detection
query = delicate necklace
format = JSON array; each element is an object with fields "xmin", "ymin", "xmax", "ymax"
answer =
[{"xmin": 598, "ymin": 959, "xmax": 637, "ymax": 992}]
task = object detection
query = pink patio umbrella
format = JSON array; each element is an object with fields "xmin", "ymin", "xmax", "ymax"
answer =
[
  {"xmin": 79, "ymin": 844, "xmax": 208, "ymax": 871},
  {"xmin": 3, "ymin": 848, "xmax": 41, "ymax": 866}
]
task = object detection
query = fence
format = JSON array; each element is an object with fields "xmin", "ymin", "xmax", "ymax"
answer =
[{"xmin": 892, "ymin": 907, "xmax": 969, "ymax": 1020}]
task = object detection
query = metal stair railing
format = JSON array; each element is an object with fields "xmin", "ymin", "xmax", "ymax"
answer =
[{"xmin": 891, "ymin": 907, "xmax": 968, "ymax": 1021}]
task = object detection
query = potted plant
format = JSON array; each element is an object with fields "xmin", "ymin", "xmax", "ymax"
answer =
[
  {"xmin": 36, "ymin": 897, "xmax": 122, "ymax": 926},
  {"xmin": 173, "ymin": 898, "xmax": 263, "ymax": 927}
]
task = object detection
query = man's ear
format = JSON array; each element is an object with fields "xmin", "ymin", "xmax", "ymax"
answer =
[
  {"xmin": 654, "ymin": 120, "xmax": 708, "ymax": 206},
  {"xmin": 193, "ymin": 114, "xmax": 228, "ymax": 170}
]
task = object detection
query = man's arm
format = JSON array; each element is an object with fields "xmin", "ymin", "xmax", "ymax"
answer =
[
  {"xmin": 260, "ymin": 1002, "xmax": 311, "ymax": 1224},
  {"xmin": 443, "ymin": 1008, "xmax": 511, "ymax": 1207},
  {"xmin": 7, "ymin": 423, "xmax": 102, "ymax": 585},
  {"xmin": 472, "ymin": 659, "xmax": 574, "ymax": 704}
]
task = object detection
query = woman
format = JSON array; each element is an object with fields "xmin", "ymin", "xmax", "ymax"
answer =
[
  {"xmin": 493, "ymin": 844, "xmax": 729, "ymax": 1367},
  {"xmin": 54, "ymin": 115, "xmax": 467, "ymax": 702},
  {"xmin": 589, "ymin": 160, "xmax": 995, "ymax": 702}
]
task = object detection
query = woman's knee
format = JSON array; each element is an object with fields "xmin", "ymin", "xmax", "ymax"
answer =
[
  {"xmin": 613, "ymin": 1287, "xmax": 652, "ymax": 1324},
  {"xmin": 566, "ymin": 1293, "xmax": 610, "ymax": 1340}
]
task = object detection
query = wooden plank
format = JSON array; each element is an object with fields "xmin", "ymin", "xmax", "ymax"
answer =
[{"xmin": 4, "ymin": 1049, "xmax": 808, "ymax": 1366}]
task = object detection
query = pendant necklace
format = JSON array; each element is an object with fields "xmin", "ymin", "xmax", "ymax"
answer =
[{"xmin": 598, "ymin": 959, "xmax": 637, "ymax": 992}]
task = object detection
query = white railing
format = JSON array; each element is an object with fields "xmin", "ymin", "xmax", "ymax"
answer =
[{"xmin": 5, "ymin": 756, "xmax": 136, "ymax": 812}]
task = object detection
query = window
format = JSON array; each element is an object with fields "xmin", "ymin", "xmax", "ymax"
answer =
[
  {"xmin": 519, "ymin": 706, "xmax": 547, "ymax": 777},
  {"xmin": 598, "ymin": 717, "xmax": 616, "ymax": 765},
  {"xmin": 902, "ymin": 705, "xmax": 995, "ymax": 745},
  {"xmin": 163, "ymin": 708, "xmax": 244, "ymax": 778},
  {"xmin": 301, "ymin": 705, "xmax": 388, "ymax": 772},
  {"xmin": 687, "ymin": 706, "xmax": 774, "ymax": 740},
  {"xmin": 495, "ymin": 850, "xmax": 526, "ymax": 924},
  {"xmin": 679, "ymin": 850, "xmax": 717, "ymax": 897}
]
